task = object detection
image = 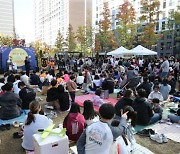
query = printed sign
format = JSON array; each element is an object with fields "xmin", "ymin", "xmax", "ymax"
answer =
[
  {"xmin": 41, "ymin": 57, "xmax": 48, "ymax": 68},
  {"xmin": 9, "ymin": 48, "xmax": 28, "ymax": 66}
]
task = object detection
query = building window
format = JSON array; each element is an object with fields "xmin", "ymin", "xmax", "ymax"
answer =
[
  {"xmin": 161, "ymin": 43, "xmax": 164, "ymax": 50},
  {"xmin": 162, "ymin": 21, "xmax": 165, "ymax": 30},
  {"xmin": 169, "ymin": 0, "xmax": 172, "ymax": 6},
  {"xmin": 96, "ymin": 14, "xmax": 98, "ymax": 18},
  {"xmin": 156, "ymin": 23, "xmax": 159, "ymax": 31},
  {"xmin": 167, "ymin": 33, "xmax": 172, "ymax": 39},
  {"xmin": 167, "ymin": 42, "xmax": 172, "ymax": 49},
  {"xmin": 162, "ymin": 12, "xmax": 166, "ymax": 19},
  {"xmin": 163, "ymin": 0, "xmax": 166, "ymax": 9},
  {"xmin": 175, "ymin": 42, "xmax": 180, "ymax": 49},
  {"xmin": 156, "ymin": 13, "xmax": 159, "ymax": 20}
]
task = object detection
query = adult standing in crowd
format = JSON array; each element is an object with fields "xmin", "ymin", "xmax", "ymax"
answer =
[
  {"xmin": 25, "ymin": 56, "xmax": 30, "ymax": 76},
  {"xmin": 82, "ymin": 66, "xmax": 92, "ymax": 94},
  {"xmin": 160, "ymin": 56, "xmax": 169, "ymax": 78}
]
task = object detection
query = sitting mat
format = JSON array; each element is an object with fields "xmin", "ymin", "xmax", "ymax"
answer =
[
  {"xmin": 70, "ymin": 143, "xmax": 154, "ymax": 154},
  {"xmin": 87, "ymin": 89, "xmax": 119, "ymax": 94},
  {"xmin": 149, "ymin": 123, "xmax": 180, "ymax": 143},
  {"xmin": 75, "ymin": 94, "xmax": 117, "ymax": 111},
  {"xmin": 133, "ymin": 143, "xmax": 154, "ymax": 154},
  {"xmin": 133, "ymin": 123, "xmax": 157, "ymax": 134},
  {"xmin": 0, "ymin": 110, "xmax": 29, "ymax": 125}
]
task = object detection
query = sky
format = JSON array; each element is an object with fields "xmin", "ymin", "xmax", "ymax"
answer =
[{"xmin": 14, "ymin": 0, "xmax": 34, "ymax": 43}]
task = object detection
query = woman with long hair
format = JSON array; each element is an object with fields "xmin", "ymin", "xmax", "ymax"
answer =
[
  {"xmin": 83, "ymin": 100, "xmax": 99, "ymax": 126},
  {"xmin": 113, "ymin": 106, "xmax": 137, "ymax": 148},
  {"xmin": 57, "ymin": 85, "xmax": 70, "ymax": 111},
  {"xmin": 63, "ymin": 102, "xmax": 85, "ymax": 142},
  {"xmin": 22, "ymin": 101, "xmax": 52, "ymax": 151}
]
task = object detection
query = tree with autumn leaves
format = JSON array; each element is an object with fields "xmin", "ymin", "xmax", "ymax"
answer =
[
  {"xmin": 66, "ymin": 24, "xmax": 76, "ymax": 52},
  {"xmin": 76, "ymin": 26, "xmax": 86, "ymax": 53},
  {"xmin": 55, "ymin": 30, "xmax": 64, "ymax": 52},
  {"xmin": 96, "ymin": 2, "xmax": 117, "ymax": 52},
  {"xmin": 116, "ymin": 0, "xmax": 136, "ymax": 49},
  {"xmin": 139, "ymin": 0, "xmax": 161, "ymax": 49},
  {"xmin": 76, "ymin": 20, "xmax": 93, "ymax": 55}
]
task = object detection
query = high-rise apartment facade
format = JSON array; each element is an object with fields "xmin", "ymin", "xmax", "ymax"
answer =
[
  {"xmin": 92, "ymin": 0, "xmax": 180, "ymax": 56},
  {"xmin": 34, "ymin": 0, "xmax": 92, "ymax": 46},
  {"xmin": 0, "ymin": 0, "xmax": 14, "ymax": 36}
]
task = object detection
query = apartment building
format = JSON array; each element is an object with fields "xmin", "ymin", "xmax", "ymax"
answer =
[
  {"xmin": 34, "ymin": 0, "xmax": 92, "ymax": 46},
  {"xmin": 92, "ymin": 0, "xmax": 180, "ymax": 56},
  {"xmin": 0, "ymin": 0, "xmax": 14, "ymax": 36}
]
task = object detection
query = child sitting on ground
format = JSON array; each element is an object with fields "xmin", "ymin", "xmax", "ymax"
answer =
[
  {"xmin": 148, "ymin": 85, "xmax": 164, "ymax": 102},
  {"xmin": 92, "ymin": 88, "xmax": 104, "ymax": 107},
  {"xmin": 152, "ymin": 98, "xmax": 163, "ymax": 119}
]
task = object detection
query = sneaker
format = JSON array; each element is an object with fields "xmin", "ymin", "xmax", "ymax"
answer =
[
  {"xmin": 150, "ymin": 133, "xmax": 163, "ymax": 143},
  {"xmin": 161, "ymin": 134, "xmax": 168, "ymax": 143},
  {"xmin": 13, "ymin": 132, "xmax": 23, "ymax": 139},
  {"xmin": 13, "ymin": 121, "xmax": 20, "ymax": 128},
  {"xmin": 137, "ymin": 129, "xmax": 155, "ymax": 137},
  {"xmin": 0, "ymin": 125, "xmax": 6, "ymax": 131}
]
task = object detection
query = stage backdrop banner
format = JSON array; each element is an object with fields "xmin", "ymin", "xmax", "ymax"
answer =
[{"xmin": 0, "ymin": 47, "xmax": 36, "ymax": 71}]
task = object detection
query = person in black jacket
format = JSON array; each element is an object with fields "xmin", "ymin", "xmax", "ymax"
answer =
[
  {"xmin": 115, "ymin": 89, "xmax": 134, "ymax": 117},
  {"xmin": 57, "ymin": 85, "xmax": 70, "ymax": 111},
  {"xmin": 0, "ymin": 82, "xmax": 21, "ymax": 120},
  {"xmin": 102, "ymin": 74, "xmax": 114, "ymax": 94},
  {"xmin": 25, "ymin": 56, "xmax": 30, "ymax": 76},
  {"xmin": 18, "ymin": 82, "xmax": 36, "ymax": 109},
  {"xmin": 132, "ymin": 89, "xmax": 160, "ymax": 125},
  {"xmin": 136, "ymin": 77, "xmax": 152, "ymax": 97},
  {"xmin": 46, "ymin": 80, "xmax": 59, "ymax": 110},
  {"xmin": 7, "ymin": 73, "xmax": 15, "ymax": 83},
  {"xmin": 30, "ymin": 71, "xmax": 40, "ymax": 86}
]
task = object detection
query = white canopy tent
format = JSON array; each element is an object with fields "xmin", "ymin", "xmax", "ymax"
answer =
[
  {"xmin": 107, "ymin": 46, "xmax": 133, "ymax": 56},
  {"xmin": 130, "ymin": 45, "xmax": 157, "ymax": 56}
]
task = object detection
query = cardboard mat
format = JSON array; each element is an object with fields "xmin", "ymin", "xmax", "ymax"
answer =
[{"xmin": 149, "ymin": 123, "xmax": 180, "ymax": 143}]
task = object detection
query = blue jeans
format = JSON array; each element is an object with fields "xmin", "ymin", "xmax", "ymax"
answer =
[
  {"xmin": 168, "ymin": 114, "xmax": 180, "ymax": 123},
  {"xmin": 148, "ymin": 113, "xmax": 160, "ymax": 125},
  {"xmin": 161, "ymin": 72, "xmax": 168, "ymax": 78}
]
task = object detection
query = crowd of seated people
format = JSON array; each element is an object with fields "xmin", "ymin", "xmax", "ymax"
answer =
[{"xmin": 0, "ymin": 56, "xmax": 179, "ymax": 153}]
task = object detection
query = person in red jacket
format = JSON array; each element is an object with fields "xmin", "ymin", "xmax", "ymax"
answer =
[{"xmin": 63, "ymin": 102, "xmax": 85, "ymax": 142}]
